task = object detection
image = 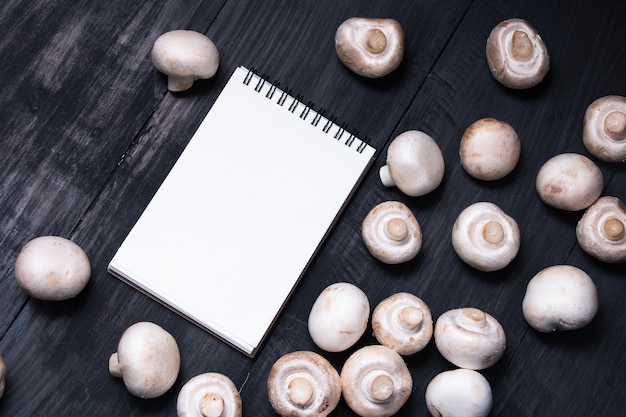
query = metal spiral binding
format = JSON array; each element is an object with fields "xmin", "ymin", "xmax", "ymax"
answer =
[{"xmin": 243, "ymin": 68, "xmax": 371, "ymax": 154}]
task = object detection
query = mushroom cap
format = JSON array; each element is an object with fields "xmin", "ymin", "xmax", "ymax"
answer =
[
  {"xmin": 177, "ymin": 372, "xmax": 241, "ymax": 417},
  {"xmin": 361, "ymin": 201, "xmax": 422, "ymax": 264},
  {"xmin": 434, "ymin": 307, "xmax": 506, "ymax": 370},
  {"xmin": 522, "ymin": 265, "xmax": 599, "ymax": 332},
  {"xmin": 307, "ymin": 282, "xmax": 370, "ymax": 352},
  {"xmin": 14, "ymin": 235, "xmax": 91, "ymax": 301},
  {"xmin": 267, "ymin": 351, "xmax": 341, "ymax": 417},
  {"xmin": 576, "ymin": 196, "xmax": 626, "ymax": 263},
  {"xmin": 335, "ymin": 17, "xmax": 404, "ymax": 78},
  {"xmin": 583, "ymin": 95, "xmax": 626, "ymax": 162},
  {"xmin": 340, "ymin": 345, "xmax": 412, "ymax": 417},
  {"xmin": 372, "ymin": 292, "xmax": 433, "ymax": 355},
  {"xmin": 460, "ymin": 118, "xmax": 521, "ymax": 180},
  {"xmin": 425, "ymin": 369, "xmax": 492, "ymax": 417},
  {"xmin": 536, "ymin": 153, "xmax": 603, "ymax": 211},
  {"xmin": 151, "ymin": 30, "xmax": 219, "ymax": 91},
  {"xmin": 451, "ymin": 201, "xmax": 520, "ymax": 272},
  {"xmin": 109, "ymin": 321, "xmax": 180, "ymax": 399},
  {"xmin": 486, "ymin": 18, "xmax": 550, "ymax": 89},
  {"xmin": 0, "ymin": 355, "xmax": 6, "ymax": 400},
  {"xmin": 379, "ymin": 130, "xmax": 445, "ymax": 197}
]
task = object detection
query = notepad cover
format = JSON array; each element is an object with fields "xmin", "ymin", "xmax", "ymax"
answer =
[{"xmin": 108, "ymin": 66, "xmax": 375, "ymax": 357}]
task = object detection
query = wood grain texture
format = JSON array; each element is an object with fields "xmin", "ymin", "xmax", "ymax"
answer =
[{"xmin": 0, "ymin": 0, "xmax": 624, "ymax": 416}]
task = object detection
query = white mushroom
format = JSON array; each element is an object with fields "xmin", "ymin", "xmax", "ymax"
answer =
[
  {"xmin": 267, "ymin": 351, "xmax": 341, "ymax": 417},
  {"xmin": 434, "ymin": 307, "xmax": 506, "ymax": 370},
  {"xmin": 14, "ymin": 235, "xmax": 91, "ymax": 301},
  {"xmin": 151, "ymin": 30, "xmax": 219, "ymax": 92},
  {"xmin": 109, "ymin": 321, "xmax": 181, "ymax": 399},
  {"xmin": 372, "ymin": 292, "xmax": 433, "ymax": 355},
  {"xmin": 536, "ymin": 153, "xmax": 603, "ymax": 211},
  {"xmin": 486, "ymin": 18, "xmax": 550, "ymax": 89},
  {"xmin": 307, "ymin": 282, "xmax": 370, "ymax": 352},
  {"xmin": 460, "ymin": 118, "xmax": 521, "ymax": 180},
  {"xmin": 583, "ymin": 95, "xmax": 626, "ymax": 162},
  {"xmin": 177, "ymin": 372, "xmax": 241, "ymax": 417},
  {"xmin": 451, "ymin": 202, "xmax": 520, "ymax": 272},
  {"xmin": 0, "ymin": 355, "xmax": 6, "ymax": 400},
  {"xmin": 522, "ymin": 265, "xmax": 599, "ymax": 332},
  {"xmin": 340, "ymin": 345, "xmax": 412, "ymax": 417},
  {"xmin": 379, "ymin": 130, "xmax": 445, "ymax": 197},
  {"xmin": 335, "ymin": 17, "xmax": 404, "ymax": 78},
  {"xmin": 576, "ymin": 196, "xmax": 626, "ymax": 263},
  {"xmin": 361, "ymin": 201, "xmax": 422, "ymax": 264},
  {"xmin": 425, "ymin": 369, "xmax": 492, "ymax": 417}
]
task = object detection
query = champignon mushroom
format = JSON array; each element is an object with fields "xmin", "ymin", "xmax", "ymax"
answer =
[
  {"xmin": 536, "ymin": 153, "xmax": 603, "ymax": 211},
  {"xmin": 486, "ymin": 18, "xmax": 550, "ymax": 89},
  {"xmin": 340, "ymin": 345, "xmax": 412, "ymax": 417},
  {"xmin": 361, "ymin": 201, "xmax": 422, "ymax": 264},
  {"xmin": 379, "ymin": 130, "xmax": 445, "ymax": 197},
  {"xmin": 460, "ymin": 118, "xmax": 521, "ymax": 180},
  {"xmin": 307, "ymin": 282, "xmax": 370, "ymax": 352},
  {"xmin": 0, "ymin": 355, "xmax": 6, "ymax": 400},
  {"xmin": 177, "ymin": 372, "xmax": 241, "ymax": 417},
  {"xmin": 451, "ymin": 202, "xmax": 520, "ymax": 272},
  {"xmin": 14, "ymin": 235, "xmax": 91, "ymax": 301},
  {"xmin": 372, "ymin": 292, "xmax": 433, "ymax": 355},
  {"xmin": 267, "ymin": 351, "xmax": 341, "ymax": 417},
  {"xmin": 583, "ymin": 95, "xmax": 626, "ymax": 162},
  {"xmin": 425, "ymin": 368, "xmax": 492, "ymax": 417},
  {"xmin": 522, "ymin": 265, "xmax": 599, "ymax": 332},
  {"xmin": 109, "ymin": 321, "xmax": 180, "ymax": 399},
  {"xmin": 151, "ymin": 30, "xmax": 219, "ymax": 92},
  {"xmin": 434, "ymin": 307, "xmax": 506, "ymax": 370},
  {"xmin": 576, "ymin": 196, "xmax": 626, "ymax": 263},
  {"xmin": 335, "ymin": 17, "xmax": 404, "ymax": 78}
]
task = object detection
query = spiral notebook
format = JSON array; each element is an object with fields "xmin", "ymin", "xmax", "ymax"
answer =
[{"xmin": 108, "ymin": 66, "xmax": 375, "ymax": 357}]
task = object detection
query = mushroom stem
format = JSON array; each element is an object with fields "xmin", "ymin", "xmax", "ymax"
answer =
[
  {"xmin": 482, "ymin": 220, "xmax": 504, "ymax": 245},
  {"xmin": 384, "ymin": 218, "xmax": 409, "ymax": 241},
  {"xmin": 366, "ymin": 28, "xmax": 387, "ymax": 53},
  {"xmin": 602, "ymin": 217, "xmax": 625, "ymax": 240},
  {"xmin": 369, "ymin": 374, "xmax": 394, "ymax": 402},
  {"xmin": 200, "ymin": 393, "xmax": 225, "ymax": 417},
  {"xmin": 379, "ymin": 165, "xmax": 396, "ymax": 187},
  {"xmin": 108, "ymin": 353, "xmax": 122, "ymax": 378},
  {"xmin": 398, "ymin": 306, "xmax": 424, "ymax": 331},
  {"xmin": 462, "ymin": 308, "xmax": 487, "ymax": 327},
  {"xmin": 287, "ymin": 377, "xmax": 314, "ymax": 407},
  {"xmin": 167, "ymin": 75, "xmax": 196, "ymax": 92},
  {"xmin": 511, "ymin": 30, "xmax": 533, "ymax": 61},
  {"xmin": 604, "ymin": 111, "xmax": 626, "ymax": 140}
]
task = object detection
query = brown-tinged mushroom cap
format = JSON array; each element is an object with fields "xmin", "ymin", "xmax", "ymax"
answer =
[
  {"xmin": 425, "ymin": 369, "xmax": 493, "ymax": 417},
  {"xmin": 372, "ymin": 292, "xmax": 433, "ymax": 355},
  {"xmin": 434, "ymin": 308, "xmax": 506, "ymax": 370},
  {"xmin": 536, "ymin": 153, "xmax": 603, "ymax": 211},
  {"xmin": 486, "ymin": 18, "xmax": 549, "ymax": 89},
  {"xmin": 177, "ymin": 372, "xmax": 241, "ymax": 417},
  {"xmin": 335, "ymin": 17, "xmax": 404, "ymax": 78},
  {"xmin": 267, "ymin": 351, "xmax": 341, "ymax": 417},
  {"xmin": 0, "ymin": 355, "xmax": 6, "ymax": 400},
  {"xmin": 362, "ymin": 201, "xmax": 422, "ymax": 264},
  {"xmin": 460, "ymin": 118, "xmax": 521, "ymax": 180},
  {"xmin": 576, "ymin": 196, "xmax": 626, "ymax": 263},
  {"xmin": 583, "ymin": 95, "xmax": 626, "ymax": 162},
  {"xmin": 341, "ymin": 345, "xmax": 412, "ymax": 417}
]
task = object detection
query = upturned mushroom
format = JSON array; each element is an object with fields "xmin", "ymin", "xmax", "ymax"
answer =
[
  {"xmin": 0, "ymin": 354, "xmax": 6, "ymax": 400},
  {"xmin": 109, "ymin": 321, "xmax": 180, "ymax": 399},
  {"xmin": 267, "ymin": 351, "xmax": 341, "ymax": 417},
  {"xmin": 522, "ymin": 265, "xmax": 599, "ymax": 332},
  {"xmin": 151, "ymin": 30, "xmax": 219, "ymax": 92},
  {"xmin": 583, "ymin": 95, "xmax": 626, "ymax": 162},
  {"xmin": 361, "ymin": 201, "xmax": 422, "ymax": 264},
  {"xmin": 307, "ymin": 282, "xmax": 370, "ymax": 352},
  {"xmin": 459, "ymin": 118, "xmax": 521, "ymax": 180},
  {"xmin": 372, "ymin": 292, "xmax": 433, "ymax": 355},
  {"xmin": 335, "ymin": 17, "xmax": 404, "ymax": 78},
  {"xmin": 486, "ymin": 18, "xmax": 550, "ymax": 89},
  {"xmin": 177, "ymin": 372, "xmax": 241, "ymax": 417},
  {"xmin": 340, "ymin": 345, "xmax": 412, "ymax": 417},
  {"xmin": 425, "ymin": 369, "xmax": 492, "ymax": 417},
  {"xmin": 379, "ymin": 130, "xmax": 445, "ymax": 197},
  {"xmin": 576, "ymin": 196, "xmax": 626, "ymax": 263},
  {"xmin": 434, "ymin": 307, "xmax": 506, "ymax": 370},
  {"xmin": 451, "ymin": 202, "xmax": 520, "ymax": 272},
  {"xmin": 536, "ymin": 153, "xmax": 603, "ymax": 211},
  {"xmin": 14, "ymin": 235, "xmax": 91, "ymax": 301}
]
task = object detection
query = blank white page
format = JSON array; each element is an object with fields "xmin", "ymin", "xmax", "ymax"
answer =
[{"xmin": 108, "ymin": 66, "xmax": 375, "ymax": 357}]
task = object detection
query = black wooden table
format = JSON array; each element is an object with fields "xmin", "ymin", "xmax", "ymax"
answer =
[{"xmin": 1, "ymin": 1, "xmax": 624, "ymax": 416}]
